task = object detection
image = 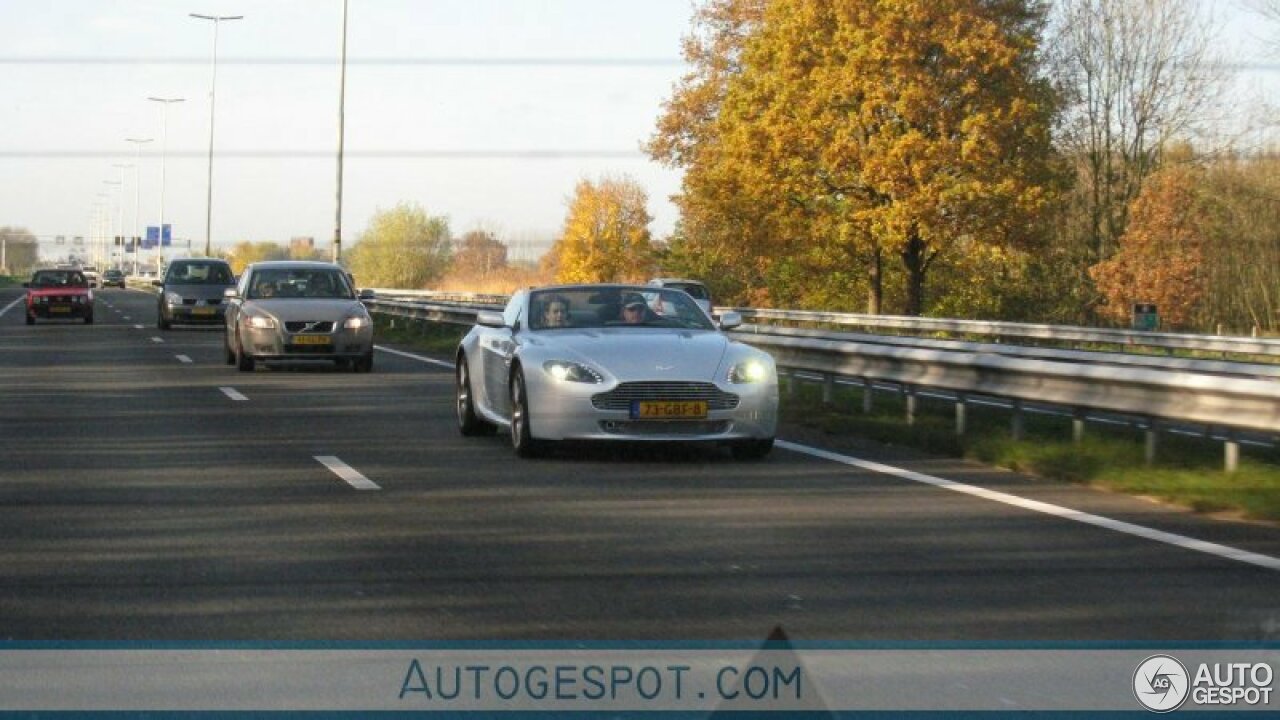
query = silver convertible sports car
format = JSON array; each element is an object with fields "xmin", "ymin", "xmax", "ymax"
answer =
[
  {"xmin": 455, "ymin": 284, "xmax": 778, "ymax": 459},
  {"xmin": 224, "ymin": 261, "xmax": 375, "ymax": 372}
]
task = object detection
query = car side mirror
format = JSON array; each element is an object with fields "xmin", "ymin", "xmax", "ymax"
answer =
[
  {"xmin": 475, "ymin": 310, "xmax": 506, "ymax": 328},
  {"xmin": 719, "ymin": 311, "xmax": 743, "ymax": 331},
  {"xmin": 151, "ymin": 280, "xmax": 163, "ymax": 288},
  {"xmin": 223, "ymin": 287, "xmax": 239, "ymax": 299},
  {"xmin": 358, "ymin": 289, "xmax": 375, "ymax": 301}
]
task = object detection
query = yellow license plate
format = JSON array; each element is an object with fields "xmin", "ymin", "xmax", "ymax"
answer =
[
  {"xmin": 50, "ymin": 306, "xmax": 72, "ymax": 313},
  {"xmin": 632, "ymin": 400, "xmax": 708, "ymax": 420},
  {"xmin": 191, "ymin": 307, "xmax": 216, "ymax": 316},
  {"xmin": 293, "ymin": 335, "xmax": 331, "ymax": 346}
]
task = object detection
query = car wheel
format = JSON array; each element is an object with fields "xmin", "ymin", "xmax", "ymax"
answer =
[
  {"xmin": 157, "ymin": 310, "xmax": 170, "ymax": 330},
  {"xmin": 224, "ymin": 335, "xmax": 236, "ymax": 365},
  {"xmin": 509, "ymin": 368, "xmax": 545, "ymax": 458},
  {"xmin": 456, "ymin": 355, "xmax": 495, "ymax": 436},
  {"xmin": 731, "ymin": 437, "xmax": 774, "ymax": 460},
  {"xmin": 84, "ymin": 312, "xmax": 93, "ymax": 325},
  {"xmin": 25, "ymin": 314, "xmax": 34, "ymax": 326},
  {"xmin": 354, "ymin": 352, "xmax": 373, "ymax": 373},
  {"xmin": 235, "ymin": 331, "xmax": 255, "ymax": 372}
]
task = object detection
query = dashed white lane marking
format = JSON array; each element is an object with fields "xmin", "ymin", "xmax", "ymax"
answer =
[
  {"xmin": 374, "ymin": 344, "xmax": 452, "ymax": 368},
  {"xmin": 123, "ymin": 316, "xmax": 131, "ymax": 320},
  {"xmin": 218, "ymin": 386, "xmax": 248, "ymax": 402},
  {"xmin": 315, "ymin": 455, "xmax": 380, "ymax": 490},
  {"xmin": 0, "ymin": 296, "xmax": 24, "ymax": 318},
  {"xmin": 133, "ymin": 324, "xmax": 144, "ymax": 329},
  {"xmin": 775, "ymin": 440, "xmax": 1280, "ymax": 572},
  {"xmin": 175, "ymin": 354, "xmax": 193, "ymax": 364},
  {"xmin": 150, "ymin": 336, "xmax": 164, "ymax": 343}
]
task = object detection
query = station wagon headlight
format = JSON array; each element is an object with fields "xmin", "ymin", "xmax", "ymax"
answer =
[
  {"xmin": 543, "ymin": 360, "xmax": 603, "ymax": 383},
  {"xmin": 728, "ymin": 359, "xmax": 769, "ymax": 384},
  {"xmin": 343, "ymin": 315, "xmax": 369, "ymax": 329},
  {"xmin": 247, "ymin": 315, "xmax": 276, "ymax": 329},
  {"xmin": 165, "ymin": 291, "xmax": 183, "ymax": 305}
]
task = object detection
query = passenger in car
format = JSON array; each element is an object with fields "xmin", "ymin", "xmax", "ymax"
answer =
[{"xmin": 541, "ymin": 295, "xmax": 570, "ymax": 328}]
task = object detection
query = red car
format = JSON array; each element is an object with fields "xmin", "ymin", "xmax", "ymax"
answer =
[{"xmin": 24, "ymin": 269, "xmax": 94, "ymax": 325}]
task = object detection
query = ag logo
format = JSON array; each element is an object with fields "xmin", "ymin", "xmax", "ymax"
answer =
[{"xmin": 1133, "ymin": 655, "xmax": 1190, "ymax": 713}]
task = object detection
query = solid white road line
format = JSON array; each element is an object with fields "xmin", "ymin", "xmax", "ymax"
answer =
[
  {"xmin": 0, "ymin": 296, "xmax": 24, "ymax": 318},
  {"xmin": 315, "ymin": 455, "xmax": 380, "ymax": 490},
  {"xmin": 175, "ymin": 355, "xmax": 193, "ymax": 364},
  {"xmin": 374, "ymin": 344, "xmax": 453, "ymax": 368},
  {"xmin": 775, "ymin": 439, "xmax": 1280, "ymax": 572},
  {"xmin": 218, "ymin": 386, "xmax": 248, "ymax": 402}
]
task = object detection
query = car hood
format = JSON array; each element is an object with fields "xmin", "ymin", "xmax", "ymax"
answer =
[
  {"xmin": 28, "ymin": 287, "xmax": 90, "ymax": 297},
  {"xmin": 248, "ymin": 298, "xmax": 366, "ymax": 322},
  {"xmin": 529, "ymin": 328, "xmax": 729, "ymax": 381},
  {"xmin": 164, "ymin": 283, "xmax": 234, "ymax": 301}
]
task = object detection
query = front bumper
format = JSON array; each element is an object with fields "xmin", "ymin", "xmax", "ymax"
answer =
[
  {"xmin": 165, "ymin": 304, "xmax": 227, "ymax": 324},
  {"xmin": 29, "ymin": 302, "xmax": 92, "ymax": 319},
  {"xmin": 241, "ymin": 324, "xmax": 374, "ymax": 360},
  {"xmin": 523, "ymin": 373, "xmax": 778, "ymax": 442}
]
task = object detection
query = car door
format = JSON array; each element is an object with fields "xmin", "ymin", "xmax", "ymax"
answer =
[{"xmin": 479, "ymin": 291, "xmax": 524, "ymax": 419}]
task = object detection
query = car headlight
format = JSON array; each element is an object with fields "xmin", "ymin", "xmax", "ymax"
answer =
[
  {"xmin": 543, "ymin": 360, "xmax": 603, "ymax": 383},
  {"xmin": 164, "ymin": 291, "xmax": 183, "ymax": 305},
  {"xmin": 343, "ymin": 315, "xmax": 369, "ymax": 330},
  {"xmin": 247, "ymin": 315, "xmax": 277, "ymax": 329},
  {"xmin": 728, "ymin": 359, "xmax": 769, "ymax": 384}
]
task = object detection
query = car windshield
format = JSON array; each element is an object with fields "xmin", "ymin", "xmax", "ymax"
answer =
[
  {"xmin": 30, "ymin": 270, "xmax": 87, "ymax": 288},
  {"xmin": 528, "ymin": 287, "xmax": 716, "ymax": 331},
  {"xmin": 165, "ymin": 262, "xmax": 233, "ymax": 285},
  {"xmin": 248, "ymin": 268, "xmax": 355, "ymax": 300}
]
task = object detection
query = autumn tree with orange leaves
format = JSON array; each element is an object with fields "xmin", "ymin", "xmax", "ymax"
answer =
[
  {"xmin": 651, "ymin": 0, "xmax": 1057, "ymax": 315},
  {"xmin": 548, "ymin": 176, "xmax": 655, "ymax": 284},
  {"xmin": 1088, "ymin": 165, "xmax": 1210, "ymax": 329}
]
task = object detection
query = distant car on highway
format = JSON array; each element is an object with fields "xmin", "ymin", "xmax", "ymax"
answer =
[
  {"xmin": 223, "ymin": 260, "xmax": 375, "ymax": 372},
  {"xmin": 454, "ymin": 284, "xmax": 777, "ymax": 458},
  {"xmin": 102, "ymin": 269, "xmax": 126, "ymax": 288},
  {"xmin": 82, "ymin": 270, "xmax": 101, "ymax": 289},
  {"xmin": 154, "ymin": 258, "xmax": 236, "ymax": 329},
  {"xmin": 23, "ymin": 268, "xmax": 94, "ymax": 325},
  {"xmin": 647, "ymin": 278, "xmax": 713, "ymax": 315}
]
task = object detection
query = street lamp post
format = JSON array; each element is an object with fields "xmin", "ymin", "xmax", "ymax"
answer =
[
  {"xmin": 334, "ymin": 0, "xmax": 348, "ymax": 264},
  {"xmin": 100, "ymin": 182, "xmax": 121, "ymax": 268},
  {"xmin": 125, "ymin": 137, "xmax": 153, "ymax": 275},
  {"xmin": 148, "ymin": 96, "xmax": 184, "ymax": 273},
  {"xmin": 110, "ymin": 164, "xmax": 132, "ymax": 268},
  {"xmin": 190, "ymin": 12, "xmax": 244, "ymax": 258}
]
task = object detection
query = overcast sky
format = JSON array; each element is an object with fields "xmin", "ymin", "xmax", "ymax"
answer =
[{"xmin": 1, "ymin": 0, "xmax": 1275, "ymax": 264}]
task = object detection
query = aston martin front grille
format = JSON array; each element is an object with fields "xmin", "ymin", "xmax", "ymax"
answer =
[{"xmin": 592, "ymin": 382, "xmax": 739, "ymax": 411}]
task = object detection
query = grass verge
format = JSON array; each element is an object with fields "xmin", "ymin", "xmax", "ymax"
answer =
[{"xmin": 782, "ymin": 380, "xmax": 1280, "ymax": 523}]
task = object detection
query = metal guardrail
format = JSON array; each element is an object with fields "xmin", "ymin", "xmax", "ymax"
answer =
[
  {"xmin": 733, "ymin": 332, "xmax": 1280, "ymax": 436},
  {"xmin": 727, "ymin": 308, "xmax": 1280, "ymax": 359}
]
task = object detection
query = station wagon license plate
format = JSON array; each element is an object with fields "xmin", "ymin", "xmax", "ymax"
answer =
[
  {"xmin": 191, "ymin": 307, "xmax": 216, "ymax": 316},
  {"xmin": 49, "ymin": 305, "xmax": 71, "ymax": 313},
  {"xmin": 292, "ymin": 335, "xmax": 331, "ymax": 346},
  {"xmin": 631, "ymin": 400, "xmax": 708, "ymax": 420}
]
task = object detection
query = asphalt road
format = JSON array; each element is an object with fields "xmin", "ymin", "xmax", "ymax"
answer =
[{"xmin": 1, "ymin": 286, "xmax": 1278, "ymax": 641}]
